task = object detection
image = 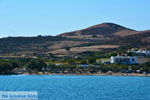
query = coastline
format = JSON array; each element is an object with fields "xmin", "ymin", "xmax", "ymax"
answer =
[{"xmin": 17, "ymin": 72, "xmax": 150, "ymax": 77}]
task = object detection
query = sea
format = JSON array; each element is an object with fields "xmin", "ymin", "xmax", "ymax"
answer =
[{"xmin": 0, "ymin": 75, "xmax": 149, "ymax": 100}]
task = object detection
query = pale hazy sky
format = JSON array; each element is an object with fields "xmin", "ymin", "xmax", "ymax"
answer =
[{"xmin": 0, "ymin": 0, "xmax": 150, "ymax": 37}]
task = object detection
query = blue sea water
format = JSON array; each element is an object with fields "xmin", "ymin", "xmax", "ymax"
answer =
[{"xmin": 0, "ymin": 75, "xmax": 149, "ymax": 100}]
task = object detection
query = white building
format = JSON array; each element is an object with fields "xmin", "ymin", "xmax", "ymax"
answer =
[
  {"xmin": 136, "ymin": 50, "xmax": 150, "ymax": 56},
  {"xmin": 128, "ymin": 50, "xmax": 150, "ymax": 56},
  {"xmin": 110, "ymin": 56, "xmax": 138, "ymax": 64}
]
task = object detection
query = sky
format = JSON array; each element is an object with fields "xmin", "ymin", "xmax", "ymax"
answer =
[{"xmin": 0, "ymin": 0, "xmax": 150, "ymax": 37}]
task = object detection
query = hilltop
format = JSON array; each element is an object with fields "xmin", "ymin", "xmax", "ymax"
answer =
[{"xmin": 59, "ymin": 23, "xmax": 137, "ymax": 39}]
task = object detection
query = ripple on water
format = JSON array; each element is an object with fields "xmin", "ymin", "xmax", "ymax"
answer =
[{"xmin": 0, "ymin": 75, "xmax": 149, "ymax": 100}]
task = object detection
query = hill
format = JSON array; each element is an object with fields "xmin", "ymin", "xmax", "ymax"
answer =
[
  {"xmin": 59, "ymin": 23, "xmax": 136, "ymax": 40},
  {"xmin": 0, "ymin": 22, "xmax": 149, "ymax": 56}
]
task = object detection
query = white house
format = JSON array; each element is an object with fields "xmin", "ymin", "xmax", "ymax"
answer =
[{"xmin": 110, "ymin": 56, "xmax": 138, "ymax": 64}]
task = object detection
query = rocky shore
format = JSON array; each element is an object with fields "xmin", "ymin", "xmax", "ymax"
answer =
[{"xmin": 19, "ymin": 72, "xmax": 150, "ymax": 77}]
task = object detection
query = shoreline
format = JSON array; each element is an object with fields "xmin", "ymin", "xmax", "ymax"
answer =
[{"xmin": 14, "ymin": 72, "xmax": 150, "ymax": 77}]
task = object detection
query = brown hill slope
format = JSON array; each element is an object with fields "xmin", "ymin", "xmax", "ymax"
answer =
[
  {"xmin": 106, "ymin": 31, "xmax": 150, "ymax": 49},
  {"xmin": 59, "ymin": 23, "xmax": 136, "ymax": 39},
  {"xmin": 0, "ymin": 22, "xmax": 149, "ymax": 56}
]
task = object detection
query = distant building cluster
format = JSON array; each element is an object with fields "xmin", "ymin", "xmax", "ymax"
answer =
[
  {"xmin": 110, "ymin": 56, "xmax": 138, "ymax": 64},
  {"xmin": 128, "ymin": 49, "xmax": 150, "ymax": 56},
  {"xmin": 108, "ymin": 49, "xmax": 150, "ymax": 64}
]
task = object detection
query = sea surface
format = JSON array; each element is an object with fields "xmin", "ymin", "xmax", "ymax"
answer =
[{"xmin": 0, "ymin": 75, "xmax": 149, "ymax": 100}]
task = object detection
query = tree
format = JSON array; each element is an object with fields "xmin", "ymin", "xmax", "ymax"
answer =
[
  {"xmin": 0, "ymin": 60, "xmax": 18, "ymax": 74},
  {"xmin": 65, "ymin": 47, "xmax": 71, "ymax": 57},
  {"xmin": 142, "ymin": 67, "xmax": 150, "ymax": 73},
  {"xmin": 88, "ymin": 58, "xmax": 96, "ymax": 64},
  {"xmin": 143, "ymin": 62, "xmax": 150, "ymax": 67},
  {"xmin": 127, "ymin": 52, "xmax": 134, "ymax": 56},
  {"xmin": 80, "ymin": 60, "xmax": 88, "ymax": 64},
  {"xmin": 107, "ymin": 52, "xmax": 117, "ymax": 58},
  {"xmin": 9, "ymin": 60, "xmax": 19, "ymax": 68},
  {"xmin": 92, "ymin": 35, "xmax": 97, "ymax": 38},
  {"xmin": 26, "ymin": 59, "xmax": 47, "ymax": 71},
  {"xmin": 47, "ymin": 63, "xmax": 57, "ymax": 69}
]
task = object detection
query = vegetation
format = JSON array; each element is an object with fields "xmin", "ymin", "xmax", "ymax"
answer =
[
  {"xmin": 0, "ymin": 36, "xmax": 70, "ymax": 52},
  {"xmin": 0, "ymin": 23, "xmax": 149, "ymax": 75},
  {"xmin": 0, "ymin": 57, "xmax": 149, "ymax": 75},
  {"xmin": 26, "ymin": 59, "xmax": 47, "ymax": 71},
  {"xmin": 0, "ymin": 60, "xmax": 19, "ymax": 74}
]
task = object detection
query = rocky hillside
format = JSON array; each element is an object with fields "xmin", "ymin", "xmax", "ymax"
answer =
[
  {"xmin": 0, "ymin": 22, "xmax": 149, "ymax": 56},
  {"xmin": 59, "ymin": 23, "xmax": 137, "ymax": 39}
]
